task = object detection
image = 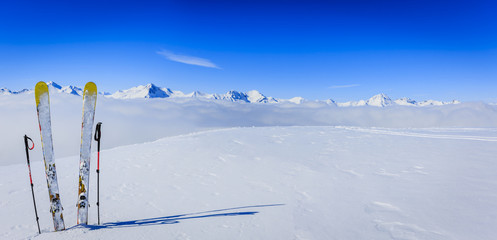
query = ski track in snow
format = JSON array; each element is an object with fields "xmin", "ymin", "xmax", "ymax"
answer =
[
  {"xmin": 1, "ymin": 126, "xmax": 497, "ymax": 239},
  {"xmin": 337, "ymin": 126, "xmax": 497, "ymax": 142}
]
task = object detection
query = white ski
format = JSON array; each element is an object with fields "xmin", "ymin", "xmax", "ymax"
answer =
[
  {"xmin": 34, "ymin": 81, "xmax": 65, "ymax": 231},
  {"xmin": 77, "ymin": 82, "xmax": 97, "ymax": 224}
]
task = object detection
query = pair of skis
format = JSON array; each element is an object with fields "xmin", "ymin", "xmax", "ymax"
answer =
[{"xmin": 34, "ymin": 81, "xmax": 97, "ymax": 231}]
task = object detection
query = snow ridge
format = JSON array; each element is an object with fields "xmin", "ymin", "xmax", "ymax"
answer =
[
  {"xmin": 110, "ymin": 83, "xmax": 173, "ymax": 99},
  {"xmin": 2, "ymin": 82, "xmax": 461, "ymax": 107},
  {"xmin": 47, "ymin": 81, "xmax": 82, "ymax": 96},
  {"xmin": 337, "ymin": 94, "xmax": 459, "ymax": 107},
  {"xmin": 0, "ymin": 87, "xmax": 31, "ymax": 95}
]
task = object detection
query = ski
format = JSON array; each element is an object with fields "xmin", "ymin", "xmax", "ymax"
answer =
[
  {"xmin": 77, "ymin": 82, "xmax": 97, "ymax": 224},
  {"xmin": 34, "ymin": 81, "xmax": 65, "ymax": 231}
]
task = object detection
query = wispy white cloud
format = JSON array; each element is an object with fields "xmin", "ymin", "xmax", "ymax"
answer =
[
  {"xmin": 157, "ymin": 50, "xmax": 221, "ymax": 69},
  {"xmin": 329, "ymin": 84, "xmax": 360, "ymax": 89}
]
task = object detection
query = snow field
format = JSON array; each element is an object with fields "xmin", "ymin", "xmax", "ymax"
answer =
[{"xmin": 1, "ymin": 126, "xmax": 496, "ymax": 239}]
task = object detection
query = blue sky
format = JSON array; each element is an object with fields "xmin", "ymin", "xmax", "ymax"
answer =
[{"xmin": 0, "ymin": 0, "xmax": 496, "ymax": 102}]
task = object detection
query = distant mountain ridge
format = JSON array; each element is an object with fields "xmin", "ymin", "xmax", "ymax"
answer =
[
  {"xmin": 0, "ymin": 82, "xmax": 461, "ymax": 107},
  {"xmin": 0, "ymin": 87, "xmax": 31, "ymax": 95}
]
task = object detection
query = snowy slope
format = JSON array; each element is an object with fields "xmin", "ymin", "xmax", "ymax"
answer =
[{"xmin": 1, "ymin": 127, "xmax": 497, "ymax": 239}]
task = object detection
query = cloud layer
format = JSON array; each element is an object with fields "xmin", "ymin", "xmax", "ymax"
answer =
[
  {"xmin": 2, "ymin": 92, "xmax": 497, "ymax": 166},
  {"xmin": 157, "ymin": 50, "xmax": 220, "ymax": 69}
]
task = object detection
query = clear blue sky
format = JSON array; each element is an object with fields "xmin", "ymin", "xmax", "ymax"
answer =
[{"xmin": 1, "ymin": 0, "xmax": 496, "ymax": 102}]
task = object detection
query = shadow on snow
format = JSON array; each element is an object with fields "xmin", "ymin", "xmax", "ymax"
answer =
[{"xmin": 68, "ymin": 204, "xmax": 284, "ymax": 231}]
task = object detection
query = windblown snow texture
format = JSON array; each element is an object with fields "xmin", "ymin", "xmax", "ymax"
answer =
[{"xmin": 1, "ymin": 127, "xmax": 497, "ymax": 239}]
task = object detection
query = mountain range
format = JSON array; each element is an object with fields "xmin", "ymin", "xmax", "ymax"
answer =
[{"xmin": 0, "ymin": 82, "xmax": 460, "ymax": 107}]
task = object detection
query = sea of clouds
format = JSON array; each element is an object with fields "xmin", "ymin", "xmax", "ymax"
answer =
[{"xmin": 1, "ymin": 92, "xmax": 497, "ymax": 166}]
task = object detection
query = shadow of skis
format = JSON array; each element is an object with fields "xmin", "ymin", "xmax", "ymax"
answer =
[{"xmin": 70, "ymin": 203, "xmax": 285, "ymax": 230}]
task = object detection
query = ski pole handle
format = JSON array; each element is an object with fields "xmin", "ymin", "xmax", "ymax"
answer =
[
  {"xmin": 94, "ymin": 122, "xmax": 102, "ymax": 143},
  {"xmin": 24, "ymin": 135, "xmax": 35, "ymax": 152},
  {"xmin": 23, "ymin": 135, "xmax": 35, "ymax": 183},
  {"xmin": 94, "ymin": 122, "xmax": 102, "ymax": 169}
]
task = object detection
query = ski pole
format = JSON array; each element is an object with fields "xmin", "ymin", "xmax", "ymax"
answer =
[
  {"xmin": 23, "ymin": 135, "xmax": 41, "ymax": 234},
  {"xmin": 94, "ymin": 122, "xmax": 102, "ymax": 225}
]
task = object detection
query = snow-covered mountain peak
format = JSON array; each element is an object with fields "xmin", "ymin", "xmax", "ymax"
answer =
[
  {"xmin": 108, "ymin": 85, "xmax": 280, "ymax": 103},
  {"xmin": 395, "ymin": 97, "xmax": 417, "ymax": 106},
  {"xmin": 246, "ymin": 90, "xmax": 264, "ymax": 101},
  {"xmin": 2, "ymin": 82, "xmax": 463, "ymax": 107},
  {"xmin": 110, "ymin": 83, "xmax": 173, "ymax": 99},
  {"xmin": 326, "ymin": 99, "xmax": 337, "ymax": 106},
  {"xmin": 46, "ymin": 81, "xmax": 62, "ymax": 90},
  {"xmin": 223, "ymin": 90, "xmax": 249, "ymax": 102},
  {"xmin": 0, "ymin": 87, "xmax": 11, "ymax": 95},
  {"xmin": 0, "ymin": 87, "xmax": 32, "ymax": 95},
  {"xmin": 417, "ymin": 99, "xmax": 461, "ymax": 106},
  {"xmin": 287, "ymin": 97, "xmax": 305, "ymax": 104},
  {"xmin": 188, "ymin": 90, "xmax": 206, "ymax": 98},
  {"xmin": 366, "ymin": 93, "xmax": 393, "ymax": 107},
  {"xmin": 44, "ymin": 81, "xmax": 82, "ymax": 96},
  {"xmin": 246, "ymin": 90, "xmax": 277, "ymax": 103},
  {"xmin": 184, "ymin": 90, "xmax": 220, "ymax": 99},
  {"xmin": 61, "ymin": 85, "xmax": 83, "ymax": 95}
]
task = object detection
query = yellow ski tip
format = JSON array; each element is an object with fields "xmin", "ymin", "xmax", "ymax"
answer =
[
  {"xmin": 34, "ymin": 81, "xmax": 49, "ymax": 107},
  {"xmin": 83, "ymin": 82, "xmax": 97, "ymax": 96}
]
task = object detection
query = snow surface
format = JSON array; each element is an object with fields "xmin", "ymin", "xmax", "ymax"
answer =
[
  {"xmin": 1, "ymin": 127, "xmax": 497, "ymax": 239},
  {"xmin": 1, "ymin": 85, "xmax": 497, "ymax": 239}
]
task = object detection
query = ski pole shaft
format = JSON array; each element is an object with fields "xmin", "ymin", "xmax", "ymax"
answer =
[
  {"xmin": 24, "ymin": 135, "xmax": 41, "ymax": 234},
  {"xmin": 96, "ymin": 169, "xmax": 100, "ymax": 225},
  {"xmin": 94, "ymin": 122, "xmax": 102, "ymax": 225}
]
